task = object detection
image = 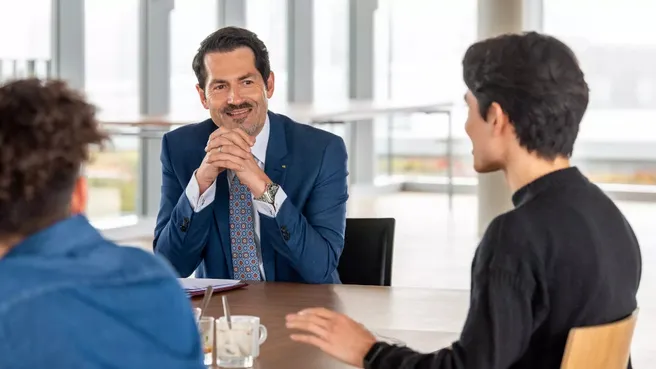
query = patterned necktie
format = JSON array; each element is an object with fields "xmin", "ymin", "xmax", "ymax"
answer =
[{"xmin": 229, "ymin": 175, "xmax": 261, "ymax": 280}]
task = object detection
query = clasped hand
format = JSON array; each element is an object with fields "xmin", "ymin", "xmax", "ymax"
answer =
[{"xmin": 197, "ymin": 127, "xmax": 270, "ymax": 197}]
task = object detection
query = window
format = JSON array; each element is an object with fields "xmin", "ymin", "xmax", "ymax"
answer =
[
  {"xmin": 313, "ymin": 0, "xmax": 349, "ymax": 104},
  {"xmin": 374, "ymin": 0, "xmax": 477, "ymax": 180},
  {"xmin": 86, "ymin": 129, "xmax": 140, "ymax": 221},
  {"xmin": 544, "ymin": 0, "xmax": 656, "ymax": 188},
  {"xmin": 0, "ymin": 0, "xmax": 51, "ymax": 81},
  {"xmin": 170, "ymin": 0, "xmax": 219, "ymax": 116},
  {"xmin": 84, "ymin": 0, "xmax": 139, "ymax": 117},
  {"xmin": 246, "ymin": 0, "xmax": 288, "ymax": 106},
  {"xmin": 84, "ymin": 1, "xmax": 140, "ymax": 222}
]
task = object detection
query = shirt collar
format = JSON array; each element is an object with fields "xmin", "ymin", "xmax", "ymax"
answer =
[
  {"xmin": 2, "ymin": 214, "xmax": 103, "ymax": 259},
  {"xmin": 251, "ymin": 114, "xmax": 270, "ymax": 165}
]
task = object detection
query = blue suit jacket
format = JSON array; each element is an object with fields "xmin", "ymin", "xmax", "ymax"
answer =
[{"xmin": 154, "ymin": 111, "xmax": 348, "ymax": 283}]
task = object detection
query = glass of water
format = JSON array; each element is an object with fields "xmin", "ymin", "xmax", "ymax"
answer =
[
  {"xmin": 215, "ymin": 316, "xmax": 267, "ymax": 368},
  {"xmin": 198, "ymin": 316, "xmax": 214, "ymax": 366}
]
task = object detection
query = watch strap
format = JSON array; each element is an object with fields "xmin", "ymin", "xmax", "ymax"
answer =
[{"xmin": 255, "ymin": 182, "xmax": 279, "ymax": 204}]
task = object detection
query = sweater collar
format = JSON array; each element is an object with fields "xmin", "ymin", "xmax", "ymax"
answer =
[{"xmin": 512, "ymin": 166, "xmax": 589, "ymax": 207}]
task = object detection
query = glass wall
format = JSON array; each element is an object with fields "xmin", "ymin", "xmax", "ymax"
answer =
[
  {"xmin": 170, "ymin": 0, "xmax": 218, "ymax": 116},
  {"xmin": 6, "ymin": 0, "xmax": 656, "ymax": 226},
  {"xmin": 84, "ymin": 0, "xmax": 140, "ymax": 222},
  {"xmin": 86, "ymin": 129, "xmax": 140, "ymax": 221},
  {"xmin": 374, "ymin": 0, "xmax": 477, "ymax": 181},
  {"xmin": 544, "ymin": 0, "xmax": 656, "ymax": 188},
  {"xmin": 0, "ymin": 0, "xmax": 51, "ymax": 81},
  {"xmin": 246, "ymin": 0, "xmax": 288, "ymax": 107},
  {"xmin": 85, "ymin": 0, "xmax": 139, "ymax": 117},
  {"xmin": 313, "ymin": 0, "xmax": 349, "ymax": 105}
]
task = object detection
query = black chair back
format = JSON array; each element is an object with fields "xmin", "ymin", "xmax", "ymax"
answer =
[{"xmin": 337, "ymin": 218, "xmax": 395, "ymax": 286}]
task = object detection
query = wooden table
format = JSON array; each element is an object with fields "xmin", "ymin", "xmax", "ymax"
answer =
[{"xmin": 191, "ymin": 282, "xmax": 467, "ymax": 368}]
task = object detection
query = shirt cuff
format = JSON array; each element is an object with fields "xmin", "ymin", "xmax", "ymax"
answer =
[
  {"xmin": 254, "ymin": 186, "xmax": 287, "ymax": 218},
  {"xmin": 185, "ymin": 170, "xmax": 217, "ymax": 213}
]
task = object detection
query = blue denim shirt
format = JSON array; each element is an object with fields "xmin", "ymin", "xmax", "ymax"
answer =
[{"xmin": 0, "ymin": 215, "xmax": 205, "ymax": 369}]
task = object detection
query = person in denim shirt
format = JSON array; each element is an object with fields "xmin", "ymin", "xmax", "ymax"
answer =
[{"xmin": 0, "ymin": 79, "xmax": 205, "ymax": 369}]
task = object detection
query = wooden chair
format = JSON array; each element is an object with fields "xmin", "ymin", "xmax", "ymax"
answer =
[{"xmin": 561, "ymin": 309, "xmax": 639, "ymax": 369}]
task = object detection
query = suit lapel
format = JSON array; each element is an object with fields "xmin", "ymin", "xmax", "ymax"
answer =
[
  {"xmin": 264, "ymin": 112, "xmax": 289, "ymax": 187},
  {"xmin": 261, "ymin": 113, "xmax": 289, "ymax": 281}
]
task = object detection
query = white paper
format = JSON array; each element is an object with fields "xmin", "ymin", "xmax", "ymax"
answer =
[{"xmin": 177, "ymin": 278, "xmax": 242, "ymax": 293}]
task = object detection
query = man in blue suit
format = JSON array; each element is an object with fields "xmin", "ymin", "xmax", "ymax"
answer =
[{"xmin": 154, "ymin": 26, "xmax": 348, "ymax": 284}]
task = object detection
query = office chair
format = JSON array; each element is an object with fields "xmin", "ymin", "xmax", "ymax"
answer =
[{"xmin": 337, "ymin": 218, "xmax": 395, "ymax": 286}]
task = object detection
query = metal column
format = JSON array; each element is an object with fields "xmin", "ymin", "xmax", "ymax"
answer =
[
  {"xmin": 218, "ymin": 0, "xmax": 247, "ymax": 28},
  {"xmin": 347, "ymin": 0, "xmax": 378, "ymax": 186},
  {"xmin": 50, "ymin": 0, "xmax": 85, "ymax": 90},
  {"xmin": 137, "ymin": 0, "xmax": 174, "ymax": 218},
  {"xmin": 287, "ymin": 0, "xmax": 314, "ymax": 104}
]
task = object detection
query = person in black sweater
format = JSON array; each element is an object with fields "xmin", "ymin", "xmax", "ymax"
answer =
[{"xmin": 285, "ymin": 31, "xmax": 642, "ymax": 369}]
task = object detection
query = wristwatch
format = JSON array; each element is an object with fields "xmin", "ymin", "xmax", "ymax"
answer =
[{"xmin": 254, "ymin": 182, "xmax": 280, "ymax": 205}]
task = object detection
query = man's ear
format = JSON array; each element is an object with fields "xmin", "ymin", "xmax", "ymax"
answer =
[
  {"xmin": 70, "ymin": 176, "xmax": 88, "ymax": 215},
  {"xmin": 487, "ymin": 102, "xmax": 510, "ymax": 136},
  {"xmin": 196, "ymin": 84, "xmax": 209, "ymax": 109},
  {"xmin": 265, "ymin": 72, "xmax": 275, "ymax": 99}
]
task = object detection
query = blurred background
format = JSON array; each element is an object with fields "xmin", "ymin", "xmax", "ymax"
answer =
[{"xmin": 2, "ymin": 0, "xmax": 654, "ymax": 224}]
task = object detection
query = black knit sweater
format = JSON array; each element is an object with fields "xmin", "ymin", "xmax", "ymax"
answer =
[{"xmin": 366, "ymin": 167, "xmax": 641, "ymax": 369}]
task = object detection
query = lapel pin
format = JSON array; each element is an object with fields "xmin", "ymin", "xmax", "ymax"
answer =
[{"xmin": 281, "ymin": 165, "xmax": 286, "ymax": 169}]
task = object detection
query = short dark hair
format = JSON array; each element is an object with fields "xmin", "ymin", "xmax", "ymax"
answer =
[
  {"xmin": 192, "ymin": 26, "xmax": 271, "ymax": 89},
  {"xmin": 0, "ymin": 79, "xmax": 108, "ymax": 240},
  {"xmin": 462, "ymin": 31, "xmax": 589, "ymax": 160}
]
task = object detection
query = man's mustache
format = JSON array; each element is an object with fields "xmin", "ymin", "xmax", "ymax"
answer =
[{"xmin": 224, "ymin": 103, "xmax": 253, "ymax": 114}]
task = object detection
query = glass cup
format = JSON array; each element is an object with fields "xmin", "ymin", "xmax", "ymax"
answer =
[
  {"xmin": 198, "ymin": 316, "xmax": 214, "ymax": 366},
  {"xmin": 215, "ymin": 316, "xmax": 268, "ymax": 368}
]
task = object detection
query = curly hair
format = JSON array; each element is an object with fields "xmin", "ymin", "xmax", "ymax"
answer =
[
  {"xmin": 462, "ymin": 31, "xmax": 589, "ymax": 160},
  {"xmin": 0, "ymin": 79, "xmax": 108, "ymax": 240}
]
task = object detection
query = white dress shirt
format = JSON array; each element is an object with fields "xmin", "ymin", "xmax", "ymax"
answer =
[{"xmin": 185, "ymin": 116, "xmax": 287, "ymax": 280}]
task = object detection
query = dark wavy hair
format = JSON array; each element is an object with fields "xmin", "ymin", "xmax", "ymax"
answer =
[
  {"xmin": 192, "ymin": 26, "xmax": 271, "ymax": 89},
  {"xmin": 0, "ymin": 79, "xmax": 108, "ymax": 240},
  {"xmin": 462, "ymin": 31, "xmax": 590, "ymax": 160}
]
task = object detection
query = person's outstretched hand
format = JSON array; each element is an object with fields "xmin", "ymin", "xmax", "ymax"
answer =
[{"xmin": 286, "ymin": 307, "xmax": 377, "ymax": 368}]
